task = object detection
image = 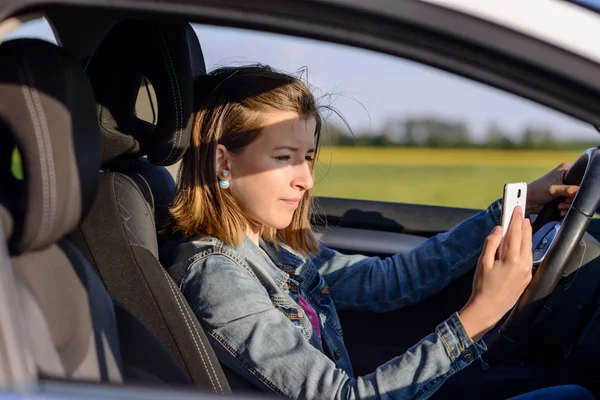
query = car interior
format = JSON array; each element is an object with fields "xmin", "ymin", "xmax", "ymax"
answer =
[{"xmin": 3, "ymin": 2, "xmax": 600, "ymax": 400}]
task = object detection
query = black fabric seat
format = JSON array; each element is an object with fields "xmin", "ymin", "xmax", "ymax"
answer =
[
  {"xmin": 67, "ymin": 20, "xmax": 230, "ymax": 394},
  {"xmin": 118, "ymin": 157, "xmax": 186, "ymax": 267},
  {"xmin": 0, "ymin": 38, "xmax": 123, "ymax": 383}
]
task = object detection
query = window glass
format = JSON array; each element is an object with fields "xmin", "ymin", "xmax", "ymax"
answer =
[
  {"xmin": 3, "ymin": 16, "xmax": 58, "ymax": 44},
  {"xmin": 190, "ymin": 24, "xmax": 597, "ymax": 209}
]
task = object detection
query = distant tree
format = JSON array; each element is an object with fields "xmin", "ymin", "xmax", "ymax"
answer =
[
  {"xmin": 403, "ymin": 120, "xmax": 418, "ymax": 147},
  {"xmin": 403, "ymin": 119, "xmax": 427, "ymax": 146},
  {"xmin": 322, "ymin": 122, "xmax": 355, "ymax": 146},
  {"xmin": 323, "ymin": 116, "xmax": 592, "ymax": 150},
  {"xmin": 397, "ymin": 117, "xmax": 471, "ymax": 147},
  {"xmin": 520, "ymin": 125, "xmax": 556, "ymax": 149},
  {"xmin": 370, "ymin": 134, "xmax": 396, "ymax": 147},
  {"xmin": 521, "ymin": 127, "xmax": 536, "ymax": 149},
  {"xmin": 485, "ymin": 122, "xmax": 516, "ymax": 149},
  {"xmin": 381, "ymin": 119, "xmax": 405, "ymax": 143}
]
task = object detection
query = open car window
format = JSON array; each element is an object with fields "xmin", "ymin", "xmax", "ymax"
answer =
[{"xmin": 188, "ymin": 23, "xmax": 598, "ymax": 210}]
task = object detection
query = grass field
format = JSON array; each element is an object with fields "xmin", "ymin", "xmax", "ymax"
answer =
[
  {"xmin": 313, "ymin": 148, "xmax": 582, "ymax": 210},
  {"xmin": 10, "ymin": 147, "xmax": 583, "ymax": 211}
]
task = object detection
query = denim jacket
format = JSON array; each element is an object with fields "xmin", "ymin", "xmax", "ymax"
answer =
[{"xmin": 168, "ymin": 199, "xmax": 502, "ymax": 399}]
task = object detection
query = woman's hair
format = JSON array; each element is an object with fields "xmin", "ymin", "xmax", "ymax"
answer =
[{"xmin": 167, "ymin": 64, "xmax": 322, "ymax": 255}]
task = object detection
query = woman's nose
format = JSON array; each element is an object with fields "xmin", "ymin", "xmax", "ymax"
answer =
[{"xmin": 293, "ymin": 161, "xmax": 314, "ymax": 191}]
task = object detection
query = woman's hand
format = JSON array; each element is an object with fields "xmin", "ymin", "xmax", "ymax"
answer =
[
  {"xmin": 458, "ymin": 207, "xmax": 533, "ymax": 341},
  {"xmin": 527, "ymin": 163, "xmax": 579, "ymax": 217}
]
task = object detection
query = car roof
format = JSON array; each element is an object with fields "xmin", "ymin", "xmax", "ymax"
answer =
[
  {"xmin": 5, "ymin": 0, "xmax": 599, "ymax": 62},
  {"xmin": 1, "ymin": 0, "xmax": 599, "ymax": 59},
  {"xmin": 422, "ymin": 0, "xmax": 600, "ymax": 65}
]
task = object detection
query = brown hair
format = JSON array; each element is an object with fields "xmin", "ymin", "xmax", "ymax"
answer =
[{"xmin": 167, "ymin": 64, "xmax": 322, "ymax": 255}]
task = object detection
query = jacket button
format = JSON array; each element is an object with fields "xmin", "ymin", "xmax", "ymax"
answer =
[
  {"xmin": 459, "ymin": 350, "xmax": 474, "ymax": 362},
  {"xmin": 334, "ymin": 349, "xmax": 342, "ymax": 360}
]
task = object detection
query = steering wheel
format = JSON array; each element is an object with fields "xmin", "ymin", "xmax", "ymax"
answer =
[{"xmin": 483, "ymin": 146, "xmax": 600, "ymax": 366}]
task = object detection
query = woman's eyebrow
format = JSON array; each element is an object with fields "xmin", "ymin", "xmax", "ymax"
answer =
[{"xmin": 273, "ymin": 145, "xmax": 315, "ymax": 153}]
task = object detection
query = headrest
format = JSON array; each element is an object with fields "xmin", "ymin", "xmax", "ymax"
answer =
[
  {"xmin": 86, "ymin": 20, "xmax": 204, "ymax": 168},
  {"xmin": 0, "ymin": 39, "xmax": 101, "ymax": 254}
]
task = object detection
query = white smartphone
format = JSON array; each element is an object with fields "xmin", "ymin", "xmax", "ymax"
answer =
[{"xmin": 499, "ymin": 182, "xmax": 527, "ymax": 258}]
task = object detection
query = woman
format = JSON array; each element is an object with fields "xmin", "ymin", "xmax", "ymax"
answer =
[{"xmin": 167, "ymin": 65, "xmax": 590, "ymax": 399}]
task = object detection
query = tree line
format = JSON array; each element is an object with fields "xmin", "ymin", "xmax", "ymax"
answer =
[{"xmin": 323, "ymin": 117, "xmax": 598, "ymax": 150}]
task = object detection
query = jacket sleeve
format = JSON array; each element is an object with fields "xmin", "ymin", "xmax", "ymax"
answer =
[
  {"xmin": 181, "ymin": 254, "xmax": 486, "ymax": 400},
  {"xmin": 313, "ymin": 199, "xmax": 502, "ymax": 312}
]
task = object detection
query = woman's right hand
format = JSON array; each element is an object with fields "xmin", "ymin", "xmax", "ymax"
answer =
[{"xmin": 458, "ymin": 207, "xmax": 533, "ymax": 341}]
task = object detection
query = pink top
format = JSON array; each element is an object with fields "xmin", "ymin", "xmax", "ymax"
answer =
[{"xmin": 298, "ymin": 295, "xmax": 322, "ymax": 343}]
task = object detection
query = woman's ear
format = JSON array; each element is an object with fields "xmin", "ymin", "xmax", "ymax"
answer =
[{"xmin": 215, "ymin": 144, "xmax": 231, "ymax": 176}]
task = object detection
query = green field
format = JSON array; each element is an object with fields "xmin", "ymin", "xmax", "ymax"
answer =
[{"xmin": 313, "ymin": 148, "xmax": 582, "ymax": 210}]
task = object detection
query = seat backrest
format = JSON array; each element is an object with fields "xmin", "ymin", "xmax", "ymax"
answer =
[
  {"xmin": 0, "ymin": 39, "xmax": 123, "ymax": 384},
  {"xmin": 112, "ymin": 157, "xmax": 185, "ymax": 267},
  {"xmin": 67, "ymin": 20, "xmax": 230, "ymax": 394}
]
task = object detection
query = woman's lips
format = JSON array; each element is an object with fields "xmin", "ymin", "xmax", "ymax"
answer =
[{"xmin": 281, "ymin": 199, "xmax": 301, "ymax": 207}]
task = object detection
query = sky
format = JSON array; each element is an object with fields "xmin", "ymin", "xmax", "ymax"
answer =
[
  {"xmin": 576, "ymin": 0, "xmax": 600, "ymax": 11},
  {"xmin": 4, "ymin": 15, "xmax": 599, "ymax": 141}
]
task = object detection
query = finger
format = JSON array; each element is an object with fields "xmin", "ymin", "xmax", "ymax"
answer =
[
  {"xmin": 557, "ymin": 163, "xmax": 573, "ymax": 180},
  {"xmin": 558, "ymin": 197, "xmax": 574, "ymax": 211},
  {"xmin": 557, "ymin": 162, "xmax": 573, "ymax": 171},
  {"xmin": 520, "ymin": 218, "xmax": 533, "ymax": 260},
  {"xmin": 504, "ymin": 207, "xmax": 524, "ymax": 261},
  {"xmin": 560, "ymin": 210, "xmax": 567, "ymax": 217},
  {"xmin": 549, "ymin": 185, "xmax": 579, "ymax": 197},
  {"xmin": 481, "ymin": 226, "xmax": 503, "ymax": 267}
]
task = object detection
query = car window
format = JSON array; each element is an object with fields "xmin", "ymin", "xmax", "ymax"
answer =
[
  {"xmin": 136, "ymin": 77, "xmax": 157, "ymax": 124},
  {"xmin": 2, "ymin": 16, "xmax": 58, "ymax": 44},
  {"xmin": 190, "ymin": 24, "xmax": 598, "ymax": 210}
]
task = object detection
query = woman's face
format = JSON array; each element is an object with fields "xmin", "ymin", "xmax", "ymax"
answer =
[{"xmin": 218, "ymin": 111, "xmax": 316, "ymax": 231}]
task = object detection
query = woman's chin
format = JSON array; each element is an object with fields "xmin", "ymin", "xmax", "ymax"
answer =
[{"xmin": 264, "ymin": 217, "xmax": 294, "ymax": 231}]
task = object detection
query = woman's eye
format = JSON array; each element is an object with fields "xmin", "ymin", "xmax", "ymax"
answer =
[
  {"xmin": 305, "ymin": 156, "xmax": 315, "ymax": 162},
  {"xmin": 275, "ymin": 155, "xmax": 291, "ymax": 161}
]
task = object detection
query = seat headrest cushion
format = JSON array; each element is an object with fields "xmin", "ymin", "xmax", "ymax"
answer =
[
  {"xmin": 86, "ymin": 21, "xmax": 203, "ymax": 168},
  {"xmin": 0, "ymin": 39, "xmax": 101, "ymax": 253}
]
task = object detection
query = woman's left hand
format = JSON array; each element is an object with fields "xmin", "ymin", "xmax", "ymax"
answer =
[{"xmin": 527, "ymin": 163, "xmax": 579, "ymax": 217}]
